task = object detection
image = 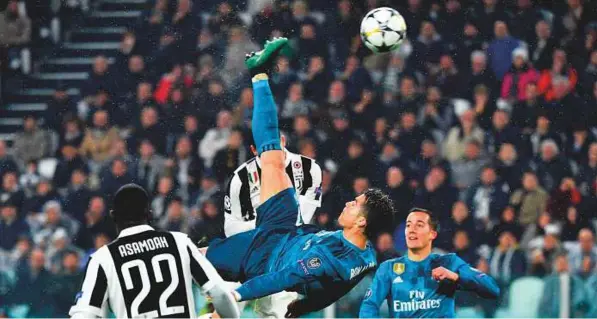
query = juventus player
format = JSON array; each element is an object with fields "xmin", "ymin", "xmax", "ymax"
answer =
[
  {"xmin": 69, "ymin": 184, "xmax": 239, "ymax": 319},
  {"xmin": 224, "ymin": 134, "xmax": 322, "ymax": 237}
]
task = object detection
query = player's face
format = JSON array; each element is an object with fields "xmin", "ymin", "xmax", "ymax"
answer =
[
  {"xmin": 405, "ymin": 212, "xmax": 437, "ymax": 250},
  {"xmin": 338, "ymin": 194, "xmax": 367, "ymax": 229}
]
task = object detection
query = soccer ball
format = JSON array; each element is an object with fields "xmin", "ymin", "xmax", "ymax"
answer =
[{"xmin": 360, "ymin": 7, "xmax": 407, "ymax": 53}]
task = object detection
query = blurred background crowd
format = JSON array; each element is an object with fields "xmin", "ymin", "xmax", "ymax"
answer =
[{"xmin": 2, "ymin": 0, "xmax": 597, "ymax": 317}]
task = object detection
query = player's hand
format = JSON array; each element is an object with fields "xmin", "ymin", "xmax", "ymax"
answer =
[
  {"xmin": 431, "ymin": 267, "xmax": 459, "ymax": 282},
  {"xmin": 285, "ymin": 299, "xmax": 306, "ymax": 318}
]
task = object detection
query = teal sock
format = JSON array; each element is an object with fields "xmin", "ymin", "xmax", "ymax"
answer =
[{"xmin": 252, "ymin": 76, "xmax": 281, "ymax": 155}]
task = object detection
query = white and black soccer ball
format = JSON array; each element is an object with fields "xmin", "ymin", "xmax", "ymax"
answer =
[{"xmin": 360, "ymin": 7, "xmax": 407, "ymax": 53}]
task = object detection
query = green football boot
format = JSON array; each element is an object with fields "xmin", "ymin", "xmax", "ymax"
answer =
[{"xmin": 245, "ymin": 37, "xmax": 292, "ymax": 77}]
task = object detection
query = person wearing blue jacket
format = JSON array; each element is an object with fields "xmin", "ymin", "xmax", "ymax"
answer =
[
  {"xmin": 359, "ymin": 208, "xmax": 500, "ymax": 318},
  {"xmin": 205, "ymin": 38, "xmax": 395, "ymax": 318}
]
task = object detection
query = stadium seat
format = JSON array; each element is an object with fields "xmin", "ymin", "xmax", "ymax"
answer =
[{"xmin": 502, "ymin": 277, "xmax": 544, "ymax": 317}]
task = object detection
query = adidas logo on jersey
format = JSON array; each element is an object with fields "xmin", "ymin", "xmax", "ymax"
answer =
[{"xmin": 393, "ymin": 276, "xmax": 403, "ymax": 284}]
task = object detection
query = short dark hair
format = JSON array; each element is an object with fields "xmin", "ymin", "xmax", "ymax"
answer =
[
  {"xmin": 409, "ymin": 207, "xmax": 440, "ymax": 232},
  {"xmin": 112, "ymin": 184, "xmax": 150, "ymax": 226},
  {"xmin": 362, "ymin": 189, "xmax": 395, "ymax": 240}
]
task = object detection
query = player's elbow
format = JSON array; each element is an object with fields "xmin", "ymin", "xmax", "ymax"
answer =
[{"xmin": 479, "ymin": 282, "xmax": 500, "ymax": 300}]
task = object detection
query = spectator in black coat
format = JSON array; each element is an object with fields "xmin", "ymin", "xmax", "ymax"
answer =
[
  {"xmin": 465, "ymin": 0, "xmax": 512, "ymax": 41},
  {"xmin": 334, "ymin": 138, "xmax": 383, "ymax": 191},
  {"xmin": 533, "ymin": 139, "xmax": 573, "ymax": 192},
  {"xmin": 385, "ymin": 167, "xmax": 414, "ymax": 226},
  {"xmin": 189, "ymin": 198, "xmax": 224, "ymax": 246},
  {"xmin": 565, "ymin": 125, "xmax": 596, "ymax": 164},
  {"xmin": 45, "ymin": 85, "xmax": 77, "ymax": 133},
  {"xmin": 0, "ymin": 171, "xmax": 25, "ymax": 215},
  {"xmin": 437, "ymin": 201, "xmax": 479, "ymax": 252},
  {"xmin": 528, "ymin": 20, "xmax": 558, "ymax": 71},
  {"xmin": 52, "ymin": 144, "xmax": 87, "ymax": 190},
  {"xmin": 486, "ymin": 109, "xmax": 523, "ymax": 156},
  {"xmin": 303, "ymin": 56, "xmax": 334, "ymax": 105},
  {"xmin": 577, "ymin": 143, "xmax": 597, "ymax": 196},
  {"xmin": 394, "ymin": 111, "xmax": 433, "ymax": 160},
  {"xmin": 131, "ymin": 107, "xmax": 167, "ymax": 155},
  {"xmin": 0, "ymin": 200, "xmax": 29, "ymax": 250},
  {"xmin": 212, "ymin": 129, "xmax": 248, "ymax": 185},
  {"xmin": 62, "ymin": 169, "xmax": 93, "ymax": 225},
  {"xmin": 409, "ymin": 21, "xmax": 446, "ymax": 73},
  {"xmin": 22, "ymin": 180, "xmax": 60, "ymax": 216},
  {"xmin": 100, "ymin": 158, "xmax": 136, "ymax": 206},
  {"xmin": 82, "ymin": 56, "xmax": 114, "ymax": 98},
  {"xmin": 511, "ymin": 82, "xmax": 544, "ymax": 132},
  {"xmin": 165, "ymin": 136, "xmax": 204, "ymax": 201},
  {"xmin": 465, "ymin": 51, "xmax": 499, "ymax": 100},
  {"xmin": 414, "ymin": 166, "xmax": 459, "ymax": 222},
  {"xmin": 410, "ymin": 139, "xmax": 452, "ymax": 184},
  {"xmin": 466, "ymin": 166, "xmax": 510, "ymax": 224},
  {"xmin": 490, "ymin": 206, "xmax": 525, "ymax": 246},
  {"xmin": 8, "ymin": 249, "xmax": 56, "ymax": 317},
  {"xmin": 74, "ymin": 196, "xmax": 116, "ymax": 250}
]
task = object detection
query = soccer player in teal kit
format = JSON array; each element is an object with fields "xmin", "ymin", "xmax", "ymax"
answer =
[
  {"xmin": 205, "ymin": 37, "xmax": 395, "ymax": 318},
  {"xmin": 359, "ymin": 208, "xmax": 500, "ymax": 318}
]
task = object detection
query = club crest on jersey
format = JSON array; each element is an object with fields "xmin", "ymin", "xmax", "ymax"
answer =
[
  {"xmin": 393, "ymin": 263, "xmax": 405, "ymax": 275},
  {"xmin": 307, "ymin": 257, "xmax": 321, "ymax": 269}
]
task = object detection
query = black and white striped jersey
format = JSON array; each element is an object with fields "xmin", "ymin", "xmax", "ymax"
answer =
[
  {"xmin": 223, "ymin": 150, "xmax": 322, "ymax": 237},
  {"xmin": 69, "ymin": 225, "xmax": 239, "ymax": 319}
]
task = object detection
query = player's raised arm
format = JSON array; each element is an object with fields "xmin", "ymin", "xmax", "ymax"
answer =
[
  {"xmin": 187, "ymin": 238, "xmax": 240, "ymax": 318},
  {"xmin": 359, "ymin": 261, "xmax": 392, "ymax": 318},
  {"xmin": 69, "ymin": 254, "xmax": 109, "ymax": 319},
  {"xmin": 451, "ymin": 256, "xmax": 500, "ymax": 299},
  {"xmin": 234, "ymin": 251, "xmax": 332, "ymax": 302}
]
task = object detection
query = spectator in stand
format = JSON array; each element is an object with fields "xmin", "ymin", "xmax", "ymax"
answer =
[
  {"xmin": 409, "ymin": 21, "xmax": 445, "ymax": 73},
  {"xmin": 466, "ymin": 51, "xmax": 499, "ymax": 101},
  {"xmin": 429, "ymin": 54, "xmax": 464, "ymax": 98},
  {"xmin": 413, "ymin": 165, "xmax": 459, "ymax": 221},
  {"xmin": 561, "ymin": 206, "xmax": 594, "ymax": 243},
  {"xmin": 157, "ymin": 196, "xmax": 192, "ymax": 233},
  {"xmin": 443, "ymin": 108, "xmax": 485, "ymax": 162},
  {"xmin": 82, "ymin": 56, "xmax": 113, "ymax": 98},
  {"xmin": 529, "ymin": 20, "xmax": 557, "ymax": 71},
  {"xmin": 488, "ymin": 230, "xmax": 527, "ymax": 288},
  {"xmin": 303, "ymin": 55, "xmax": 334, "ymax": 105},
  {"xmin": 73, "ymin": 196, "xmax": 116, "ymax": 250},
  {"xmin": 511, "ymin": 82, "xmax": 544, "ymax": 132},
  {"xmin": 79, "ymin": 110, "xmax": 120, "ymax": 169},
  {"xmin": 199, "ymin": 110, "xmax": 233, "ymax": 168},
  {"xmin": 527, "ymin": 113, "xmax": 564, "ymax": 158},
  {"xmin": 150, "ymin": 175, "xmax": 176, "ymax": 222},
  {"xmin": 451, "ymin": 140, "xmax": 489, "ymax": 191},
  {"xmin": 62, "ymin": 169, "xmax": 93, "ymax": 225},
  {"xmin": 22, "ymin": 179, "xmax": 60, "ymax": 217},
  {"xmin": 45, "ymin": 85, "xmax": 77, "ymax": 133},
  {"xmin": 538, "ymin": 50, "xmax": 578, "ymax": 102},
  {"xmin": 7, "ymin": 249, "xmax": 55, "ymax": 317},
  {"xmin": 538, "ymin": 253, "xmax": 587, "ymax": 318},
  {"xmin": 189, "ymin": 198, "xmax": 223, "ymax": 246},
  {"xmin": 53, "ymin": 143, "xmax": 87, "ymax": 190},
  {"xmin": 100, "ymin": 158, "xmax": 135, "ymax": 204},
  {"xmin": 487, "ymin": 21, "xmax": 523, "ymax": 80},
  {"xmin": 417, "ymin": 86, "xmax": 453, "ymax": 136},
  {"xmin": 578, "ymin": 143, "xmax": 597, "ymax": 196},
  {"xmin": 528, "ymin": 226, "xmax": 563, "ymax": 277},
  {"xmin": 375, "ymin": 232, "xmax": 400, "ymax": 263},
  {"xmin": 501, "ymin": 47, "xmax": 540, "ymax": 103},
  {"xmin": 465, "ymin": 0, "xmax": 511, "ymax": 41},
  {"xmin": 436, "ymin": 201, "xmax": 479, "ymax": 252},
  {"xmin": 28, "ymin": 201, "xmax": 79, "ymax": 250},
  {"xmin": 0, "ymin": 199, "xmax": 29, "ymax": 250},
  {"xmin": 12, "ymin": 116, "xmax": 49, "ymax": 166},
  {"xmin": 510, "ymin": 171, "xmax": 549, "ymax": 226},
  {"xmin": 490, "ymin": 206, "xmax": 524, "ymax": 246},
  {"xmin": 0, "ymin": 0, "xmax": 31, "ymax": 74},
  {"xmin": 51, "ymin": 251, "xmax": 83, "ymax": 316},
  {"xmin": 221, "ymin": 26, "xmax": 258, "ymax": 86},
  {"xmin": 385, "ymin": 166, "xmax": 413, "ymax": 225},
  {"xmin": 548, "ymin": 178, "xmax": 582, "ymax": 221},
  {"xmin": 466, "ymin": 166, "xmax": 510, "ymax": 224},
  {"xmin": 566, "ymin": 125, "xmax": 596, "ymax": 164},
  {"xmin": 131, "ymin": 140, "xmax": 165, "ymax": 195},
  {"xmin": 212, "ymin": 129, "xmax": 247, "ymax": 185},
  {"xmin": 131, "ymin": 106, "xmax": 167, "ymax": 155},
  {"xmin": 567, "ymin": 228, "xmax": 597, "ymax": 276},
  {"xmin": 0, "ymin": 171, "xmax": 25, "ymax": 215},
  {"xmin": 533, "ymin": 139, "xmax": 573, "ymax": 193},
  {"xmin": 165, "ymin": 135, "xmax": 203, "ymax": 201}
]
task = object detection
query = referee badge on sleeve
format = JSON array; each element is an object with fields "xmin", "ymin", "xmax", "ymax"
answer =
[{"xmin": 393, "ymin": 263, "xmax": 405, "ymax": 275}]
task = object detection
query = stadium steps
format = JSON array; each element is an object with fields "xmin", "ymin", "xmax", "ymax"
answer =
[{"xmin": 1, "ymin": 0, "xmax": 149, "ymax": 144}]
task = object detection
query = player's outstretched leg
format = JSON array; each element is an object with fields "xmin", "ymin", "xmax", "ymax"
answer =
[{"xmin": 246, "ymin": 38, "xmax": 292, "ymax": 204}]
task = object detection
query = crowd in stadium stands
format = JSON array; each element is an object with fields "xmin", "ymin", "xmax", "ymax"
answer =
[{"xmin": 3, "ymin": 0, "xmax": 597, "ymax": 317}]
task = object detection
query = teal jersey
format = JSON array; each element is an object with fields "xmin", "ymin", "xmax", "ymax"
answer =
[
  {"xmin": 359, "ymin": 253, "xmax": 500, "ymax": 318},
  {"xmin": 237, "ymin": 227, "xmax": 377, "ymax": 306}
]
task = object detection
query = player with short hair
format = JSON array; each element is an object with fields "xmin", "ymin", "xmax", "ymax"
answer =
[
  {"xmin": 70, "ymin": 184, "xmax": 239, "ymax": 319},
  {"xmin": 359, "ymin": 208, "xmax": 500, "ymax": 318},
  {"xmin": 205, "ymin": 38, "xmax": 395, "ymax": 318}
]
